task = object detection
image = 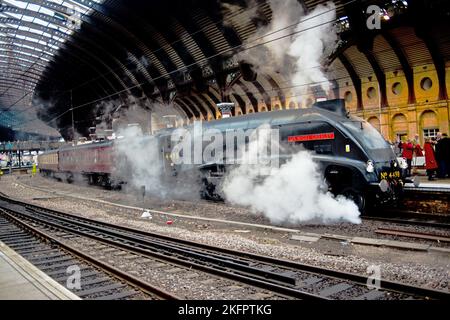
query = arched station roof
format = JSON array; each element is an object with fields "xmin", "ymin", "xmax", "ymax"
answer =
[{"xmin": 0, "ymin": 0, "xmax": 449, "ymax": 139}]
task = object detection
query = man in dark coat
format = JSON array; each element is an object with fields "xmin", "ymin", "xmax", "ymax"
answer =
[
  {"xmin": 435, "ymin": 133, "xmax": 450, "ymax": 178},
  {"xmin": 443, "ymin": 133, "xmax": 450, "ymax": 178}
]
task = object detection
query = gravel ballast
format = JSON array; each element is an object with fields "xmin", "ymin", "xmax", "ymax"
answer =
[{"xmin": 1, "ymin": 174, "xmax": 448, "ymax": 292}]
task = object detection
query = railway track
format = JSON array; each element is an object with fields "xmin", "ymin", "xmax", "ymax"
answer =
[
  {"xmin": 0, "ymin": 213, "xmax": 177, "ymax": 300},
  {"xmin": 364, "ymin": 209, "xmax": 450, "ymax": 229},
  {"xmin": 17, "ymin": 177, "xmax": 450, "ymax": 230},
  {"xmin": 0, "ymin": 193, "xmax": 448, "ymax": 300},
  {"xmin": 375, "ymin": 227, "xmax": 450, "ymax": 243}
]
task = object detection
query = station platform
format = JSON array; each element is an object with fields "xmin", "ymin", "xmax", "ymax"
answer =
[
  {"xmin": 0, "ymin": 241, "xmax": 80, "ymax": 300},
  {"xmin": 404, "ymin": 171, "xmax": 450, "ymax": 193}
]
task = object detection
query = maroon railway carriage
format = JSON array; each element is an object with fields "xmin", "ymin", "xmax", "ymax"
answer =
[
  {"xmin": 37, "ymin": 149, "xmax": 59, "ymax": 175},
  {"xmin": 38, "ymin": 141, "xmax": 115, "ymax": 185},
  {"xmin": 59, "ymin": 141, "xmax": 114, "ymax": 185}
]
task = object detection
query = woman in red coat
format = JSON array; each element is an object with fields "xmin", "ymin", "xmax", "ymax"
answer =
[
  {"xmin": 402, "ymin": 139, "xmax": 414, "ymax": 176},
  {"xmin": 424, "ymin": 138, "xmax": 438, "ymax": 180}
]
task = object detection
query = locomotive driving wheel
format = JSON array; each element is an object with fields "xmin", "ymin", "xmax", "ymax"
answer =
[{"xmin": 341, "ymin": 187, "xmax": 366, "ymax": 213}]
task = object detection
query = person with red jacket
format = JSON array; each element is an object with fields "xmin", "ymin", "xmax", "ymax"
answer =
[
  {"xmin": 401, "ymin": 139, "xmax": 414, "ymax": 176},
  {"xmin": 414, "ymin": 142, "xmax": 423, "ymax": 156},
  {"xmin": 424, "ymin": 137, "xmax": 438, "ymax": 180},
  {"xmin": 413, "ymin": 134, "xmax": 423, "ymax": 156}
]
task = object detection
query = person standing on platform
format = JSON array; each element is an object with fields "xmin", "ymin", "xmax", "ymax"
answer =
[
  {"xmin": 402, "ymin": 139, "xmax": 414, "ymax": 176},
  {"xmin": 441, "ymin": 133, "xmax": 450, "ymax": 178},
  {"xmin": 31, "ymin": 163, "xmax": 37, "ymax": 177},
  {"xmin": 436, "ymin": 133, "xmax": 449, "ymax": 178},
  {"xmin": 412, "ymin": 134, "xmax": 423, "ymax": 174},
  {"xmin": 413, "ymin": 134, "xmax": 423, "ymax": 156},
  {"xmin": 424, "ymin": 137, "xmax": 438, "ymax": 181},
  {"xmin": 393, "ymin": 136, "xmax": 402, "ymax": 157}
]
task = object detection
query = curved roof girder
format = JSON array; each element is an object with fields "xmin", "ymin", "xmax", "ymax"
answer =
[
  {"xmin": 183, "ymin": 95, "xmax": 208, "ymax": 119},
  {"xmin": 249, "ymin": 79, "xmax": 271, "ymax": 111},
  {"xmin": 0, "ymin": 50, "xmax": 47, "ymax": 67},
  {"xmin": 0, "ymin": 56, "xmax": 46, "ymax": 71},
  {"xmin": 230, "ymin": 93, "xmax": 246, "ymax": 115},
  {"xmin": 173, "ymin": 98, "xmax": 194, "ymax": 119},
  {"xmin": 415, "ymin": 28, "xmax": 448, "ymax": 101},
  {"xmin": 0, "ymin": 66, "xmax": 42, "ymax": 80},
  {"xmin": 1, "ymin": 4, "xmax": 75, "ymax": 29},
  {"xmin": 176, "ymin": 13, "xmax": 224, "ymax": 85},
  {"xmin": 0, "ymin": 43, "xmax": 53, "ymax": 60},
  {"xmin": 190, "ymin": 92, "xmax": 216, "ymax": 118},
  {"xmin": 234, "ymin": 79, "xmax": 258, "ymax": 112},
  {"xmin": 0, "ymin": 74, "xmax": 39, "ymax": 85},
  {"xmin": 338, "ymin": 54, "xmax": 362, "ymax": 110},
  {"xmin": 79, "ymin": 9, "xmax": 170, "ymax": 101},
  {"xmin": 0, "ymin": 50, "xmax": 46, "ymax": 70},
  {"xmin": 0, "ymin": 35, "xmax": 58, "ymax": 55},
  {"xmin": 381, "ymin": 31, "xmax": 416, "ymax": 104},
  {"xmin": 41, "ymin": 29, "xmax": 133, "ymax": 101},
  {"xmin": 0, "ymin": 17, "xmax": 70, "ymax": 41},
  {"xmin": 0, "ymin": 76, "xmax": 35, "ymax": 86},
  {"xmin": 185, "ymin": 90, "xmax": 219, "ymax": 118},
  {"xmin": 0, "ymin": 27, "xmax": 64, "ymax": 47},
  {"xmin": 358, "ymin": 41, "xmax": 389, "ymax": 108},
  {"xmin": 229, "ymin": 82, "xmax": 252, "ymax": 114},
  {"xmin": 0, "ymin": 58, "xmax": 45, "ymax": 74},
  {"xmin": 176, "ymin": 97, "xmax": 198, "ymax": 119},
  {"xmin": 19, "ymin": 0, "xmax": 79, "ymax": 17}
]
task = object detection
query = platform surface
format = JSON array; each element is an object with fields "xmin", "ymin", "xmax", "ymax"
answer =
[
  {"xmin": 0, "ymin": 241, "xmax": 80, "ymax": 300},
  {"xmin": 405, "ymin": 174, "xmax": 450, "ymax": 192}
]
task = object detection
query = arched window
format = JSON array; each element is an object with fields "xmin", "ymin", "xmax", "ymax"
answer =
[
  {"xmin": 367, "ymin": 116, "xmax": 380, "ymax": 132},
  {"xmin": 420, "ymin": 110, "xmax": 439, "ymax": 140},
  {"xmin": 392, "ymin": 113, "xmax": 408, "ymax": 140}
]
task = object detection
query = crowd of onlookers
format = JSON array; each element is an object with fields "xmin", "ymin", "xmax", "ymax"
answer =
[{"xmin": 392, "ymin": 133, "xmax": 450, "ymax": 180}]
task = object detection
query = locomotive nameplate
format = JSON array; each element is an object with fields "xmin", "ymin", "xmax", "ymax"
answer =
[
  {"xmin": 380, "ymin": 171, "xmax": 401, "ymax": 180},
  {"xmin": 288, "ymin": 132, "xmax": 335, "ymax": 142}
]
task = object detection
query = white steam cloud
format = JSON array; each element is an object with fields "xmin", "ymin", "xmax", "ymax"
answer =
[
  {"xmin": 288, "ymin": 2, "xmax": 337, "ymax": 92},
  {"xmin": 113, "ymin": 126, "xmax": 166, "ymax": 197},
  {"xmin": 222, "ymin": 129, "xmax": 361, "ymax": 224},
  {"xmin": 109, "ymin": 100, "xmax": 197, "ymax": 199},
  {"xmin": 233, "ymin": 0, "xmax": 338, "ymax": 93}
]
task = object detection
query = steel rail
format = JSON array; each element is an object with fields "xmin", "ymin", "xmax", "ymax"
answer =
[
  {"xmin": 0, "ymin": 209, "xmax": 179, "ymax": 300},
  {"xmin": 0, "ymin": 193, "xmax": 448, "ymax": 300}
]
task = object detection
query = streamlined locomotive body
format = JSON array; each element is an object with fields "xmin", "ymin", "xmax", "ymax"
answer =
[
  {"xmin": 161, "ymin": 99, "xmax": 411, "ymax": 211},
  {"xmin": 38, "ymin": 99, "xmax": 413, "ymax": 212}
]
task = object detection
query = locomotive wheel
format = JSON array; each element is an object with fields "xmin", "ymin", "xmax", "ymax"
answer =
[
  {"xmin": 200, "ymin": 179, "xmax": 222, "ymax": 202},
  {"xmin": 341, "ymin": 187, "xmax": 366, "ymax": 213}
]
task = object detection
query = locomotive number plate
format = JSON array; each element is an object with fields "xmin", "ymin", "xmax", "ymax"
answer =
[{"xmin": 380, "ymin": 171, "xmax": 400, "ymax": 180}]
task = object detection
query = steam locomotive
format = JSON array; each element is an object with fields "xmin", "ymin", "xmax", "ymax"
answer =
[{"xmin": 38, "ymin": 99, "xmax": 415, "ymax": 212}]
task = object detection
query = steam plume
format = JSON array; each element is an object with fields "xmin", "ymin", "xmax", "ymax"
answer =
[
  {"xmin": 222, "ymin": 129, "xmax": 361, "ymax": 224},
  {"xmin": 232, "ymin": 0, "xmax": 338, "ymax": 94}
]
